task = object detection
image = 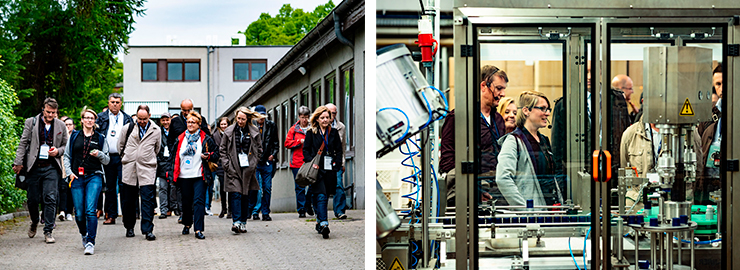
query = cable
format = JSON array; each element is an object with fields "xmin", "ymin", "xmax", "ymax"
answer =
[
  {"xmin": 400, "ymin": 139, "xmax": 421, "ymax": 222},
  {"xmin": 584, "ymin": 227, "xmax": 591, "ymax": 270},
  {"xmin": 429, "ymin": 85, "xmax": 449, "ymax": 120},
  {"xmin": 569, "ymin": 236, "xmax": 582, "ymax": 270},
  {"xmin": 378, "ymin": 107, "xmax": 411, "ymax": 143},
  {"xmin": 419, "ymin": 91, "xmax": 434, "ymax": 129}
]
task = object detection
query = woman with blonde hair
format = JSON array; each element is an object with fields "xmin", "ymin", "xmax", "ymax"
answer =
[
  {"xmin": 220, "ymin": 107, "xmax": 263, "ymax": 234},
  {"xmin": 171, "ymin": 111, "xmax": 219, "ymax": 239},
  {"xmin": 497, "ymin": 96, "xmax": 517, "ymax": 134},
  {"xmin": 63, "ymin": 109, "xmax": 110, "ymax": 254},
  {"xmin": 495, "ymin": 91, "xmax": 560, "ymax": 208},
  {"xmin": 302, "ymin": 106, "xmax": 343, "ymax": 238}
]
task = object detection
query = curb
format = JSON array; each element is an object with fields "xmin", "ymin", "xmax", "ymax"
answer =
[{"xmin": 0, "ymin": 211, "xmax": 29, "ymax": 222}]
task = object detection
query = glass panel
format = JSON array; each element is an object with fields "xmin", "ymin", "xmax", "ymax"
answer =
[
  {"xmin": 326, "ymin": 74, "xmax": 335, "ymax": 104},
  {"xmin": 142, "ymin": 62, "xmax": 157, "ymax": 81},
  {"xmin": 252, "ymin": 62, "xmax": 266, "ymax": 80},
  {"xmin": 344, "ymin": 68, "xmax": 354, "ymax": 150},
  {"xmin": 184, "ymin": 62, "xmax": 199, "ymax": 81},
  {"xmin": 282, "ymin": 101, "xmax": 289, "ymax": 163},
  {"xmin": 312, "ymin": 83, "xmax": 321, "ymax": 109},
  {"xmin": 234, "ymin": 63, "xmax": 249, "ymax": 81},
  {"xmin": 167, "ymin": 62, "xmax": 182, "ymax": 81},
  {"xmin": 301, "ymin": 91, "xmax": 309, "ymax": 107}
]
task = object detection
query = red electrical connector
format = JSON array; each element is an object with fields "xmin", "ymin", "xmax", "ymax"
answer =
[{"xmin": 415, "ymin": 16, "xmax": 437, "ymax": 63}]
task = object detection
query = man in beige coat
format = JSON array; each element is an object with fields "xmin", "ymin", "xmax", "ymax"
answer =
[
  {"xmin": 118, "ymin": 105, "xmax": 161, "ymax": 241},
  {"xmin": 13, "ymin": 98, "xmax": 68, "ymax": 243},
  {"xmin": 219, "ymin": 107, "xmax": 263, "ymax": 233}
]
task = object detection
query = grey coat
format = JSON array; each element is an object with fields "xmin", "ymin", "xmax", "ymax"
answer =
[
  {"xmin": 119, "ymin": 121, "xmax": 162, "ymax": 186},
  {"xmin": 219, "ymin": 124, "xmax": 263, "ymax": 194},
  {"xmin": 14, "ymin": 115, "xmax": 68, "ymax": 172},
  {"xmin": 495, "ymin": 134, "xmax": 546, "ymax": 208}
]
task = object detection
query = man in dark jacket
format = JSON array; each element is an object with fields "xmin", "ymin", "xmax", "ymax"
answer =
[
  {"xmin": 168, "ymin": 99, "xmax": 211, "ymax": 150},
  {"xmin": 609, "ymin": 75, "xmax": 633, "ymax": 191},
  {"xmin": 439, "ymin": 65, "xmax": 508, "ymax": 207},
  {"xmin": 96, "ymin": 93, "xmax": 133, "ymax": 225},
  {"xmin": 156, "ymin": 113, "xmax": 174, "ymax": 219},
  {"xmin": 250, "ymin": 105, "xmax": 279, "ymax": 221}
]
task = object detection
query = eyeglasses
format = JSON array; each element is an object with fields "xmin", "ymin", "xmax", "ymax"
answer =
[{"xmin": 531, "ymin": 106, "xmax": 552, "ymax": 113}]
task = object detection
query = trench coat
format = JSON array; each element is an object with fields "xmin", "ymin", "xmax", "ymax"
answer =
[
  {"xmin": 219, "ymin": 124, "xmax": 263, "ymax": 195},
  {"xmin": 119, "ymin": 120, "xmax": 161, "ymax": 186}
]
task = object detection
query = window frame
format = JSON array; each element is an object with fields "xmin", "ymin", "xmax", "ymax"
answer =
[
  {"xmin": 233, "ymin": 59, "xmax": 268, "ymax": 82},
  {"xmin": 141, "ymin": 60, "xmax": 158, "ymax": 81},
  {"xmin": 165, "ymin": 59, "xmax": 201, "ymax": 82}
]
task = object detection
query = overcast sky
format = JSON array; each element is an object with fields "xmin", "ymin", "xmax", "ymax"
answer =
[{"xmin": 120, "ymin": 0, "xmax": 333, "ymax": 61}]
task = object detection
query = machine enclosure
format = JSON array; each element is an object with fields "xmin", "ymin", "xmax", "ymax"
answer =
[{"xmin": 643, "ymin": 46, "xmax": 713, "ymax": 125}]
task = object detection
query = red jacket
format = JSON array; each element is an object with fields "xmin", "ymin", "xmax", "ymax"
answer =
[
  {"xmin": 172, "ymin": 130, "xmax": 218, "ymax": 182},
  {"xmin": 285, "ymin": 122, "xmax": 308, "ymax": 168}
]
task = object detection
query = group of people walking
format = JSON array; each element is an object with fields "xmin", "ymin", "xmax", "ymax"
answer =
[{"xmin": 13, "ymin": 93, "xmax": 349, "ymax": 255}]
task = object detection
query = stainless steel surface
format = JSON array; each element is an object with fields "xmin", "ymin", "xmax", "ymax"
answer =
[
  {"xmin": 381, "ymin": 245, "xmax": 409, "ymax": 270},
  {"xmin": 377, "ymin": 180, "xmax": 402, "ymax": 238},
  {"xmin": 663, "ymin": 202, "xmax": 693, "ymax": 222},
  {"xmin": 643, "ymin": 46, "xmax": 713, "ymax": 125}
]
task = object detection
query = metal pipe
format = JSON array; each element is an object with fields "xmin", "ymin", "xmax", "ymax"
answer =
[
  {"xmin": 333, "ymin": 12, "xmax": 353, "ymax": 49},
  {"xmin": 635, "ymin": 231, "xmax": 639, "ymax": 270},
  {"xmin": 660, "ymin": 231, "xmax": 664, "ymax": 269},
  {"xmin": 690, "ymin": 230, "xmax": 694, "ymax": 270},
  {"xmin": 677, "ymin": 231, "xmax": 682, "ymax": 266},
  {"xmin": 651, "ymin": 232, "xmax": 657, "ymax": 270},
  {"xmin": 667, "ymin": 232, "xmax": 673, "ymax": 270},
  {"xmin": 206, "ymin": 46, "xmax": 215, "ymax": 124}
]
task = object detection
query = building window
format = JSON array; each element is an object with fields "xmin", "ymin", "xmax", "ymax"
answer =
[
  {"xmin": 233, "ymin": 59, "xmax": 267, "ymax": 81},
  {"xmin": 142, "ymin": 62, "xmax": 158, "ymax": 81},
  {"xmin": 325, "ymin": 72, "xmax": 335, "ymax": 104},
  {"xmin": 291, "ymin": 95, "xmax": 298, "ymax": 127},
  {"xmin": 282, "ymin": 101, "xmax": 289, "ymax": 165},
  {"xmin": 341, "ymin": 66, "xmax": 354, "ymax": 151},
  {"xmin": 301, "ymin": 89, "xmax": 309, "ymax": 108},
  {"xmin": 166, "ymin": 60, "xmax": 200, "ymax": 81},
  {"xmin": 312, "ymin": 81, "xmax": 321, "ymax": 109}
]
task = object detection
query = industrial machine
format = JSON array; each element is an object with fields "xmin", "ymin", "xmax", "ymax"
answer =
[{"xmin": 376, "ymin": 1, "xmax": 740, "ymax": 270}]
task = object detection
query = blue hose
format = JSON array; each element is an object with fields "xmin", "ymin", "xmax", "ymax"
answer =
[
  {"xmin": 584, "ymin": 227, "xmax": 591, "ymax": 270},
  {"xmin": 429, "ymin": 85, "xmax": 449, "ymax": 120},
  {"xmin": 569, "ymin": 236, "xmax": 582, "ymax": 270}
]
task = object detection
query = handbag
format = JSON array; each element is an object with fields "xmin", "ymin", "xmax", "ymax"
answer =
[
  {"xmin": 295, "ymin": 131, "xmax": 328, "ymax": 188},
  {"xmin": 14, "ymin": 116, "xmax": 36, "ymax": 190}
]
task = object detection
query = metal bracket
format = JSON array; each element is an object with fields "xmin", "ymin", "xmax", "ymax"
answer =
[
  {"xmin": 460, "ymin": 45, "xmax": 474, "ymax": 57},
  {"xmin": 461, "ymin": 161, "xmax": 474, "ymax": 174},
  {"xmin": 453, "ymin": 16, "xmax": 467, "ymax": 26},
  {"xmin": 729, "ymin": 44, "xmax": 740, "ymax": 56},
  {"xmin": 727, "ymin": 159, "xmax": 739, "ymax": 171}
]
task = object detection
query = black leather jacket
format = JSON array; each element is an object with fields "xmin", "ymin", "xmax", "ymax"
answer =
[
  {"xmin": 257, "ymin": 120, "xmax": 279, "ymax": 165},
  {"xmin": 96, "ymin": 110, "xmax": 133, "ymax": 139}
]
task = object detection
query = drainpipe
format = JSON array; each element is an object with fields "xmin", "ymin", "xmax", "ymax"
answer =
[
  {"xmin": 333, "ymin": 11, "xmax": 353, "ymax": 49},
  {"xmin": 207, "ymin": 46, "xmax": 215, "ymax": 125}
]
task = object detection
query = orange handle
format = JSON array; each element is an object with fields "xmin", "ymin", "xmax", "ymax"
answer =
[
  {"xmin": 631, "ymin": 167, "xmax": 639, "ymax": 178},
  {"xmin": 603, "ymin": 150, "xmax": 612, "ymax": 182},
  {"xmin": 593, "ymin": 150, "xmax": 600, "ymax": 181}
]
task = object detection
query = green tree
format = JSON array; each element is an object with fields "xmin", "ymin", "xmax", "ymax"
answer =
[
  {"xmin": 241, "ymin": 1, "xmax": 335, "ymax": 45},
  {"xmin": 0, "ymin": 72, "xmax": 25, "ymax": 215},
  {"xmin": 0, "ymin": 0, "xmax": 145, "ymax": 120}
]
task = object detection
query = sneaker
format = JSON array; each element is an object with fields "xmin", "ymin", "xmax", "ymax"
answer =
[
  {"xmin": 84, "ymin": 242, "xmax": 94, "ymax": 255},
  {"xmin": 337, "ymin": 214, "xmax": 347, "ymax": 219},
  {"xmin": 238, "ymin": 222, "xmax": 247, "ymax": 233},
  {"xmin": 306, "ymin": 208, "xmax": 314, "ymax": 216},
  {"xmin": 262, "ymin": 215, "xmax": 272, "ymax": 221},
  {"xmin": 58, "ymin": 211, "xmax": 66, "ymax": 221},
  {"xmin": 320, "ymin": 225, "xmax": 330, "ymax": 239},
  {"xmin": 206, "ymin": 209, "xmax": 213, "ymax": 216},
  {"xmin": 299, "ymin": 212, "xmax": 306, "ymax": 218},
  {"xmin": 28, "ymin": 222, "xmax": 38, "ymax": 238},
  {"xmin": 158, "ymin": 214, "xmax": 168, "ymax": 219},
  {"xmin": 252, "ymin": 214, "xmax": 260, "ymax": 220},
  {"xmin": 66, "ymin": 214, "xmax": 73, "ymax": 221},
  {"xmin": 44, "ymin": 232, "xmax": 56, "ymax": 243},
  {"xmin": 231, "ymin": 222, "xmax": 240, "ymax": 234}
]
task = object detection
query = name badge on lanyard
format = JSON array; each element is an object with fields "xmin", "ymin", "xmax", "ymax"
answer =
[
  {"xmin": 183, "ymin": 156, "xmax": 194, "ymax": 170},
  {"xmin": 39, "ymin": 143, "xmax": 50, "ymax": 160},
  {"xmin": 163, "ymin": 146, "xmax": 170, "ymax": 157},
  {"xmin": 324, "ymin": 156, "xmax": 333, "ymax": 170},
  {"xmin": 239, "ymin": 153, "xmax": 249, "ymax": 167}
]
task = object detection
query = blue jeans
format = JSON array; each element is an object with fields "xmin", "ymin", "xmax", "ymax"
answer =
[
  {"xmin": 71, "ymin": 174, "xmax": 103, "ymax": 245},
  {"xmin": 312, "ymin": 193, "xmax": 328, "ymax": 226},
  {"xmin": 250, "ymin": 181, "xmax": 262, "ymax": 216},
  {"xmin": 292, "ymin": 168, "xmax": 309, "ymax": 213},
  {"xmin": 231, "ymin": 191, "xmax": 258, "ymax": 223},
  {"xmin": 334, "ymin": 170, "xmax": 346, "ymax": 217},
  {"xmin": 254, "ymin": 163, "xmax": 273, "ymax": 215}
]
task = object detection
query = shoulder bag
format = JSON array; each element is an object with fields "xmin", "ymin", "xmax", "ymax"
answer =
[{"xmin": 295, "ymin": 131, "xmax": 327, "ymax": 188}]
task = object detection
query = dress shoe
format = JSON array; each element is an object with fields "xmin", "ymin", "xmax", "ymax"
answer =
[
  {"xmin": 306, "ymin": 207, "xmax": 314, "ymax": 216},
  {"xmin": 28, "ymin": 222, "xmax": 38, "ymax": 238},
  {"xmin": 337, "ymin": 213, "xmax": 347, "ymax": 219},
  {"xmin": 182, "ymin": 226, "xmax": 190, "ymax": 235},
  {"xmin": 252, "ymin": 214, "xmax": 260, "ymax": 220},
  {"xmin": 166, "ymin": 211, "xmax": 172, "ymax": 216},
  {"xmin": 126, "ymin": 229, "xmax": 135, "ymax": 237},
  {"xmin": 299, "ymin": 213, "xmax": 306, "ymax": 218},
  {"xmin": 219, "ymin": 209, "xmax": 227, "ymax": 218},
  {"xmin": 195, "ymin": 231, "xmax": 205, "ymax": 239},
  {"xmin": 262, "ymin": 215, "xmax": 272, "ymax": 221},
  {"xmin": 96, "ymin": 210, "xmax": 103, "ymax": 219},
  {"xmin": 158, "ymin": 214, "xmax": 168, "ymax": 219},
  {"xmin": 44, "ymin": 232, "xmax": 56, "ymax": 243},
  {"xmin": 103, "ymin": 218, "xmax": 115, "ymax": 225},
  {"xmin": 226, "ymin": 211, "xmax": 232, "ymax": 219},
  {"xmin": 145, "ymin": 232, "xmax": 156, "ymax": 241}
]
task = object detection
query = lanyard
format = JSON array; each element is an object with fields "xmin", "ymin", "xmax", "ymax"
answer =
[
  {"xmin": 480, "ymin": 112, "xmax": 500, "ymax": 139},
  {"xmin": 319, "ymin": 128, "xmax": 330, "ymax": 147},
  {"xmin": 113, "ymin": 113, "xmax": 119, "ymax": 126}
]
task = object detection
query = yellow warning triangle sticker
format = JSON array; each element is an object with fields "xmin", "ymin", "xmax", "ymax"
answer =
[
  {"xmin": 389, "ymin": 257, "xmax": 406, "ymax": 270},
  {"xmin": 680, "ymin": 98, "xmax": 694, "ymax": 116}
]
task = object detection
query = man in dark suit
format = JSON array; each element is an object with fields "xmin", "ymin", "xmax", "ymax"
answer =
[
  {"xmin": 96, "ymin": 93, "xmax": 133, "ymax": 224},
  {"xmin": 167, "ymin": 99, "xmax": 210, "ymax": 150},
  {"xmin": 13, "ymin": 98, "xmax": 68, "ymax": 243}
]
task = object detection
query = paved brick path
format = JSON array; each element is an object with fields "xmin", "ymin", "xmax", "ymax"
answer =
[{"xmin": 0, "ymin": 202, "xmax": 364, "ymax": 269}]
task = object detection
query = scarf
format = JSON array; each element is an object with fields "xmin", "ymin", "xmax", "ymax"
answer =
[{"xmin": 184, "ymin": 130, "xmax": 200, "ymax": 156}]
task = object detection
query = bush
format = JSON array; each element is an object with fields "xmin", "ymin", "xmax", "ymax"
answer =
[{"xmin": 0, "ymin": 78, "xmax": 26, "ymax": 215}]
